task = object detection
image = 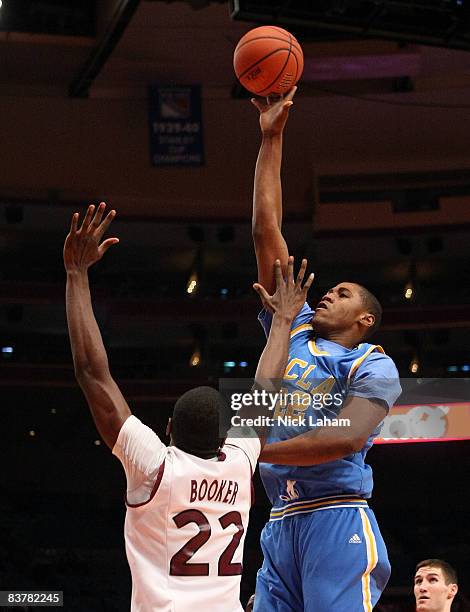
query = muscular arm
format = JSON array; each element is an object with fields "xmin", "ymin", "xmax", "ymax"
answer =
[
  {"xmin": 259, "ymin": 395, "xmax": 387, "ymax": 465},
  {"xmin": 238, "ymin": 258, "xmax": 314, "ymax": 447},
  {"xmin": 252, "ymin": 133, "xmax": 288, "ymax": 294},
  {"xmin": 252, "ymin": 89, "xmax": 297, "ymax": 294},
  {"xmin": 64, "ymin": 204, "xmax": 130, "ymax": 449},
  {"xmin": 66, "ymin": 270, "xmax": 131, "ymax": 449}
]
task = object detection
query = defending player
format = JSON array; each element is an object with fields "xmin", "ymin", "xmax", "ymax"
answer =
[
  {"xmin": 250, "ymin": 88, "xmax": 402, "ymax": 611},
  {"xmin": 63, "ymin": 203, "xmax": 313, "ymax": 612},
  {"xmin": 414, "ymin": 560, "xmax": 459, "ymax": 612}
]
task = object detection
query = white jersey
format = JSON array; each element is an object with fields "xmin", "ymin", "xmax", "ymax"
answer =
[{"xmin": 113, "ymin": 415, "xmax": 260, "ymax": 612}]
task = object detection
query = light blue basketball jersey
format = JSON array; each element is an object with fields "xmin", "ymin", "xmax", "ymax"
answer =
[{"xmin": 259, "ymin": 303, "xmax": 401, "ymax": 505}]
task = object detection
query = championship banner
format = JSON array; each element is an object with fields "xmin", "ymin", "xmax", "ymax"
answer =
[{"xmin": 148, "ymin": 85, "xmax": 204, "ymax": 166}]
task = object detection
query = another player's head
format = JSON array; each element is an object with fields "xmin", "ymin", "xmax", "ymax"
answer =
[
  {"xmin": 168, "ymin": 386, "xmax": 226, "ymax": 459},
  {"xmin": 414, "ymin": 559, "xmax": 458, "ymax": 612},
  {"xmin": 312, "ymin": 282, "xmax": 382, "ymax": 342}
]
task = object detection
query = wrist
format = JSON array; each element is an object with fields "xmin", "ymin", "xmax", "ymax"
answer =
[
  {"xmin": 271, "ymin": 312, "xmax": 294, "ymax": 327},
  {"xmin": 261, "ymin": 131, "xmax": 283, "ymax": 141},
  {"xmin": 66, "ymin": 268, "xmax": 89, "ymax": 280}
]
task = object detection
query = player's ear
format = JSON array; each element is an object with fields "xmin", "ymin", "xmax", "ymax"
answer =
[
  {"xmin": 448, "ymin": 583, "xmax": 458, "ymax": 599},
  {"xmin": 359, "ymin": 312, "xmax": 375, "ymax": 329},
  {"xmin": 166, "ymin": 418, "xmax": 172, "ymax": 437}
]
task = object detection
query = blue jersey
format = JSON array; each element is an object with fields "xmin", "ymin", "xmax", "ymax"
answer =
[{"xmin": 259, "ymin": 303, "xmax": 401, "ymax": 505}]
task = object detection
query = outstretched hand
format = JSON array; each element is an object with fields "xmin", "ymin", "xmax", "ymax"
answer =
[
  {"xmin": 63, "ymin": 202, "xmax": 119, "ymax": 273},
  {"xmin": 251, "ymin": 86, "xmax": 297, "ymax": 137},
  {"xmin": 253, "ymin": 256, "xmax": 314, "ymax": 322}
]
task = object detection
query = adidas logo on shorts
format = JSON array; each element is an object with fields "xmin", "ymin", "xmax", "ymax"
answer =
[{"xmin": 348, "ymin": 533, "xmax": 362, "ymax": 544}]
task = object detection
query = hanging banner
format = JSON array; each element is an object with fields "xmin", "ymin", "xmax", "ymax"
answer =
[{"xmin": 148, "ymin": 85, "xmax": 204, "ymax": 166}]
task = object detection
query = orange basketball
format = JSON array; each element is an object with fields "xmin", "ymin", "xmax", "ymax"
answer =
[{"xmin": 233, "ymin": 25, "xmax": 304, "ymax": 96}]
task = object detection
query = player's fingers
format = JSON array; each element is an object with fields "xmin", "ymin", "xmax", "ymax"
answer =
[
  {"xmin": 267, "ymin": 94, "xmax": 282, "ymax": 106},
  {"xmin": 296, "ymin": 258, "xmax": 307, "ymax": 286},
  {"xmin": 97, "ymin": 208, "xmax": 116, "ymax": 238},
  {"xmin": 285, "ymin": 85, "xmax": 298, "ymax": 101},
  {"xmin": 251, "ymin": 97, "xmax": 265, "ymax": 112},
  {"xmin": 253, "ymin": 283, "xmax": 272, "ymax": 304},
  {"xmin": 286, "ymin": 255, "xmax": 294, "ymax": 285},
  {"xmin": 303, "ymin": 273, "xmax": 315, "ymax": 293},
  {"xmin": 80, "ymin": 204, "xmax": 95, "ymax": 231},
  {"xmin": 274, "ymin": 259, "xmax": 284, "ymax": 289},
  {"xmin": 99, "ymin": 237, "xmax": 119, "ymax": 256},
  {"xmin": 90, "ymin": 202, "xmax": 106, "ymax": 230},
  {"xmin": 70, "ymin": 212, "xmax": 79, "ymax": 234}
]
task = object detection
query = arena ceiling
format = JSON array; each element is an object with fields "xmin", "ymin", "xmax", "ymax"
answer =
[{"xmin": 0, "ymin": 0, "xmax": 469, "ymax": 380}]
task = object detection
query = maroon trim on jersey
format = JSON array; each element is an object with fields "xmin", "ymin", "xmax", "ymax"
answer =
[
  {"xmin": 223, "ymin": 443, "xmax": 256, "ymax": 508},
  {"xmin": 217, "ymin": 450, "xmax": 226, "ymax": 461},
  {"xmin": 125, "ymin": 460, "xmax": 165, "ymax": 508}
]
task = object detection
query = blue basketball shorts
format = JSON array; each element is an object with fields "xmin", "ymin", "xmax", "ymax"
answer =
[{"xmin": 254, "ymin": 496, "xmax": 391, "ymax": 612}]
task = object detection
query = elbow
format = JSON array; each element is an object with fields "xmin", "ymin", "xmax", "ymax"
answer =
[
  {"xmin": 252, "ymin": 219, "xmax": 280, "ymax": 244},
  {"xmin": 252, "ymin": 220, "xmax": 267, "ymax": 242},
  {"xmin": 345, "ymin": 435, "xmax": 367, "ymax": 454},
  {"xmin": 74, "ymin": 365, "xmax": 92, "ymax": 384},
  {"xmin": 74, "ymin": 362, "xmax": 102, "ymax": 385}
]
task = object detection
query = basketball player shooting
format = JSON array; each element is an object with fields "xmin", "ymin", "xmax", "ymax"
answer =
[
  {"xmin": 250, "ymin": 88, "xmax": 402, "ymax": 611},
  {"xmin": 63, "ymin": 203, "xmax": 313, "ymax": 612}
]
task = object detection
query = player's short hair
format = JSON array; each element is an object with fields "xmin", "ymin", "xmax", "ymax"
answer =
[
  {"xmin": 415, "ymin": 559, "xmax": 458, "ymax": 585},
  {"xmin": 172, "ymin": 386, "xmax": 225, "ymax": 457},
  {"xmin": 356, "ymin": 284, "xmax": 382, "ymax": 339}
]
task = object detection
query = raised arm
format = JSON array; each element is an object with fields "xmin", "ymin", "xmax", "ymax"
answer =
[
  {"xmin": 236, "ymin": 258, "xmax": 313, "ymax": 447},
  {"xmin": 253, "ymin": 256, "xmax": 313, "ymax": 388},
  {"xmin": 251, "ymin": 87, "xmax": 297, "ymax": 295},
  {"xmin": 64, "ymin": 203, "xmax": 130, "ymax": 449}
]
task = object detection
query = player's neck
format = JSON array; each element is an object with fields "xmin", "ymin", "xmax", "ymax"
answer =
[{"xmin": 320, "ymin": 330, "xmax": 361, "ymax": 349}]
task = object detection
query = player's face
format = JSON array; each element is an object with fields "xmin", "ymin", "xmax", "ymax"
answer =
[
  {"xmin": 312, "ymin": 282, "xmax": 367, "ymax": 333},
  {"xmin": 414, "ymin": 567, "xmax": 456, "ymax": 611}
]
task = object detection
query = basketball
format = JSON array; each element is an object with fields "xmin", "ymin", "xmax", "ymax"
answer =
[{"xmin": 233, "ymin": 25, "xmax": 304, "ymax": 96}]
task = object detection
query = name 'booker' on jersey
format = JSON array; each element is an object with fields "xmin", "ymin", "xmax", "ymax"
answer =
[{"xmin": 125, "ymin": 442, "xmax": 255, "ymax": 612}]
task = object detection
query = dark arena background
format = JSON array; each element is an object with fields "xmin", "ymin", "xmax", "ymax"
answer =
[{"xmin": 1, "ymin": 1, "xmax": 470, "ymax": 610}]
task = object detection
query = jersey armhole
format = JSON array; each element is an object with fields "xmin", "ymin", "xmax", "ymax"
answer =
[
  {"xmin": 224, "ymin": 443, "xmax": 255, "ymax": 507},
  {"xmin": 125, "ymin": 460, "xmax": 166, "ymax": 508}
]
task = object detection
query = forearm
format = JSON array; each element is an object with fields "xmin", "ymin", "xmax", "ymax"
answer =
[
  {"xmin": 253, "ymin": 134, "xmax": 283, "ymax": 231},
  {"xmin": 259, "ymin": 427, "xmax": 357, "ymax": 466},
  {"xmin": 255, "ymin": 314, "xmax": 291, "ymax": 388},
  {"xmin": 66, "ymin": 270, "xmax": 110, "ymax": 378}
]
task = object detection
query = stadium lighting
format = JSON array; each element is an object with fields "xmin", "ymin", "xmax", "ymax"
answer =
[
  {"xmin": 190, "ymin": 347, "xmax": 201, "ymax": 367},
  {"xmin": 409, "ymin": 358, "xmax": 419, "ymax": 374},
  {"xmin": 186, "ymin": 272, "xmax": 198, "ymax": 295},
  {"xmin": 404, "ymin": 282, "xmax": 414, "ymax": 300}
]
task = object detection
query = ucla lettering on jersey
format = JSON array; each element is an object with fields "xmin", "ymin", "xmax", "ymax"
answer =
[{"xmin": 259, "ymin": 303, "xmax": 402, "ymax": 506}]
